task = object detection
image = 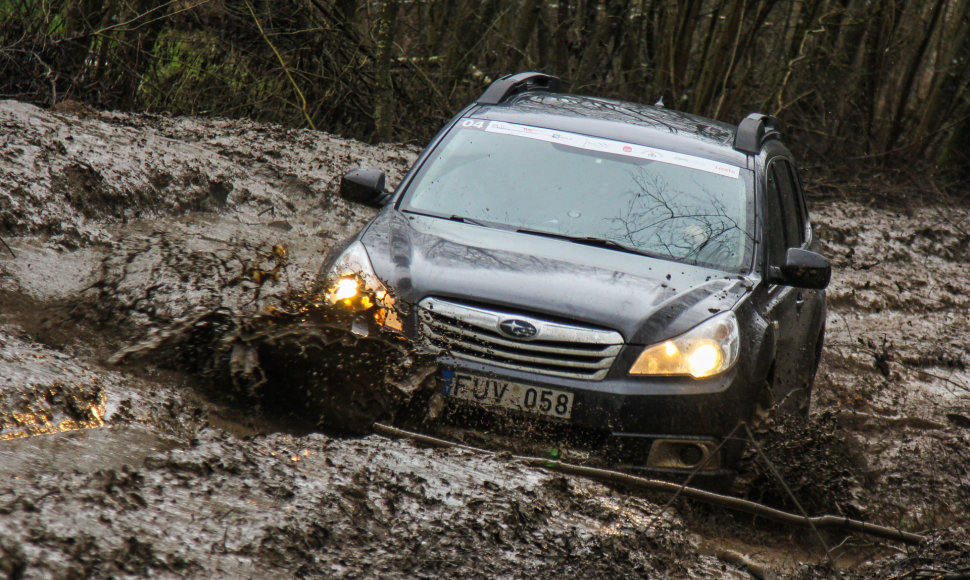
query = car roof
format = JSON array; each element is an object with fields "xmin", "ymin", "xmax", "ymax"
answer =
[{"xmin": 469, "ymin": 92, "xmax": 752, "ymax": 168}]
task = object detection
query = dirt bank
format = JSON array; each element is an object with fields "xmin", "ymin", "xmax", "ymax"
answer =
[{"xmin": 1, "ymin": 100, "xmax": 968, "ymax": 578}]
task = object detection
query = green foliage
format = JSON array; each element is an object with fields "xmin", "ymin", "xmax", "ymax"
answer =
[{"xmin": 140, "ymin": 29, "xmax": 276, "ymax": 117}]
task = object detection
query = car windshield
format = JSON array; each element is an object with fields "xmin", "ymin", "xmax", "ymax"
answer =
[{"xmin": 401, "ymin": 120, "xmax": 753, "ymax": 271}]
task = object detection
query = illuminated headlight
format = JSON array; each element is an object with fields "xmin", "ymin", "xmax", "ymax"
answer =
[
  {"xmin": 322, "ymin": 241, "xmax": 401, "ymax": 329},
  {"xmin": 332, "ymin": 277, "xmax": 361, "ymax": 301},
  {"xmin": 629, "ymin": 312, "xmax": 739, "ymax": 378}
]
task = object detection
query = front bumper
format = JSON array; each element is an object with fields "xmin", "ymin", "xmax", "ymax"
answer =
[{"xmin": 432, "ymin": 354, "xmax": 758, "ymax": 473}]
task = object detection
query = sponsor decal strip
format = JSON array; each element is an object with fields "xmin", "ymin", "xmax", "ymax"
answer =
[{"xmin": 479, "ymin": 120, "xmax": 741, "ymax": 179}]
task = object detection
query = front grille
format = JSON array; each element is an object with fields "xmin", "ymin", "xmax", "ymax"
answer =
[{"xmin": 418, "ymin": 297, "xmax": 623, "ymax": 380}]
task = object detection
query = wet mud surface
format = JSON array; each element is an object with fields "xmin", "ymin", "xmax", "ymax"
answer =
[{"xmin": 1, "ymin": 100, "xmax": 969, "ymax": 578}]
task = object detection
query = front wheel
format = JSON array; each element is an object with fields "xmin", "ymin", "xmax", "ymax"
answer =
[{"xmin": 760, "ymin": 327, "xmax": 824, "ymax": 423}]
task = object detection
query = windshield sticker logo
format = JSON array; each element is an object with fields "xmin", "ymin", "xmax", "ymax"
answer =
[
  {"xmin": 479, "ymin": 120, "xmax": 741, "ymax": 179},
  {"xmin": 498, "ymin": 319, "xmax": 539, "ymax": 339}
]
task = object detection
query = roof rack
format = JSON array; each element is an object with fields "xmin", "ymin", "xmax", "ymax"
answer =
[
  {"xmin": 477, "ymin": 72, "xmax": 562, "ymax": 106},
  {"xmin": 734, "ymin": 113, "xmax": 782, "ymax": 154}
]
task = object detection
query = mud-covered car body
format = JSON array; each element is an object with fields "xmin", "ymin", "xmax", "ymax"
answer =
[{"xmin": 321, "ymin": 73, "xmax": 830, "ymax": 480}]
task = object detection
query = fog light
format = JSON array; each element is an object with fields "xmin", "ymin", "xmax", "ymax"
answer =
[
  {"xmin": 679, "ymin": 443, "xmax": 705, "ymax": 467},
  {"xmin": 646, "ymin": 439, "xmax": 721, "ymax": 470}
]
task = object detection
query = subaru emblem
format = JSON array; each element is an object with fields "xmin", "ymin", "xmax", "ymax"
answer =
[{"xmin": 498, "ymin": 319, "xmax": 538, "ymax": 339}]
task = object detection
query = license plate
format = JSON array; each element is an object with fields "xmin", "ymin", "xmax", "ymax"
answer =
[{"xmin": 443, "ymin": 371, "xmax": 574, "ymax": 419}]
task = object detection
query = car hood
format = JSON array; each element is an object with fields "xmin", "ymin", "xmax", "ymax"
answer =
[{"xmin": 360, "ymin": 210, "xmax": 754, "ymax": 344}]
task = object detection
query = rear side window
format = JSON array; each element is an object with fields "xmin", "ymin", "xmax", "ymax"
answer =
[
  {"xmin": 771, "ymin": 161, "xmax": 805, "ymax": 247},
  {"xmin": 764, "ymin": 158, "xmax": 806, "ymax": 267},
  {"xmin": 763, "ymin": 164, "xmax": 787, "ymax": 267}
]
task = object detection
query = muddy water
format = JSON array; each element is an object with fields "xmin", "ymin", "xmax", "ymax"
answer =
[{"xmin": 1, "ymin": 100, "xmax": 969, "ymax": 578}]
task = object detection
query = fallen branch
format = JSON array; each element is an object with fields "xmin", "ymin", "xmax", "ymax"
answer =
[
  {"xmin": 372, "ymin": 422, "xmax": 926, "ymax": 546},
  {"xmin": 915, "ymin": 368, "xmax": 970, "ymax": 394},
  {"xmin": 715, "ymin": 548, "xmax": 770, "ymax": 580},
  {"xmin": 742, "ymin": 423, "xmax": 840, "ymax": 576},
  {"xmin": 0, "ymin": 234, "xmax": 14, "ymax": 258}
]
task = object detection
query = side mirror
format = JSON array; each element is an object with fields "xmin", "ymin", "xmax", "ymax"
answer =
[
  {"xmin": 770, "ymin": 248, "xmax": 831, "ymax": 289},
  {"xmin": 340, "ymin": 168, "xmax": 387, "ymax": 207}
]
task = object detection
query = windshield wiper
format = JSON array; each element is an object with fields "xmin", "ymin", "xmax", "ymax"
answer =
[
  {"xmin": 402, "ymin": 209, "xmax": 515, "ymax": 231},
  {"xmin": 515, "ymin": 228, "xmax": 662, "ymax": 258},
  {"xmin": 447, "ymin": 214, "xmax": 492, "ymax": 227},
  {"xmin": 445, "ymin": 214, "xmax": 518, "ymax": 231}
]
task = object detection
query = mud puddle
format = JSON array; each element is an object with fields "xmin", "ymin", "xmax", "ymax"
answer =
[{"xmin": 2, "ymin": 100, "xmax": 969, "ymax": 578}]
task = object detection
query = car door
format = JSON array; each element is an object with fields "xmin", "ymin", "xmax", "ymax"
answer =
[{"xmin": 761, "ymin": 156, "xmax": 814, "ymax": 411}]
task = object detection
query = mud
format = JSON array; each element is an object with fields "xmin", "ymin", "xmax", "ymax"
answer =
[{"xmin": 1, "ymin": 100, "xmax": 969, "ymax": 578}]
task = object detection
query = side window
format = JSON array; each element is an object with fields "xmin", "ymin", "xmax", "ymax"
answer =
[
  {"xmin": 773, "ymin": 160, "xmax": 805, "ymax": 247},
  {"xmin": 763, "ymin": 162, "xmax": 788, "ymax": 268}
]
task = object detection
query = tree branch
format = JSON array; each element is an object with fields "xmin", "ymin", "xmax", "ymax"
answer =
[{"xmin": 372, "ymin": 422, "xmax": 926, "ymax": 546}]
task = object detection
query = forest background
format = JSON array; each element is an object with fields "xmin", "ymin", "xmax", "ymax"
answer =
[{"xmin": 2, "ymin": 0, "xmax": 969, "ymax": 190}]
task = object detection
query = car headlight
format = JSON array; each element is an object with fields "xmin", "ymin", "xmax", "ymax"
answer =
[
  {"xmin": 322, "ymin": 241, "xmax": 402, "ymax": 330},
  {"xmin": 629, "ymin": 312, "xmax": 739, "ymax": 378}
]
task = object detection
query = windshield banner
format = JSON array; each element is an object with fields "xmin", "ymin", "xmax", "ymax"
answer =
[{"xmin": 479, "ymin": 120, "xmax": 741, "ymax": 179}]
